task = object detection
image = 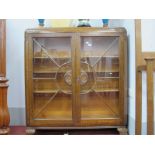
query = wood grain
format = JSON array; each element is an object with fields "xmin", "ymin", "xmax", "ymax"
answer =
[
  {"xmin": 0, "ymin": 20, "xmax": 6, "ymax": 76},
  {"xmin": 0, "ymin": 77, "xmax": 10, "ymax": 134},
  {"xmin": 135, "ymin": 19, "xmax": 155, "ymax": 134},
  {"xmin": 135, "ymin": 70, "xmax": 142, "ymax": 134},
  {"xmin": 0, "ymin": 19, "xmax": 10, "ymax": 134},
  {"xmin": 25, "ymin": 28, "xmax": 127, "ymax": 130},
  {"xmin": 145, "ymin": 58, "xmax": 154, "ymax": 135}
]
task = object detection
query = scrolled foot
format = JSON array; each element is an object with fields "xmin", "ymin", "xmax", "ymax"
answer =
[
  {"xmin": 0, "ymin": 127, "xmax": 10, "ymax": 135},
  {"xmin": 26, "ymin": 128, "xmax": 36, "ymax": 135},
  {"xmin": 117, "ymin": 127, "xmax": 128, "ymax": 135}
]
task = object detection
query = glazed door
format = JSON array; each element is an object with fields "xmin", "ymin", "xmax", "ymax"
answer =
[
  {"xmin": 27, "ymin": 33, "xmax": 76, "ymax": 126},
  {"xmin": 77, "ymin": 34, "xmax": 122, "ymax": 126}
]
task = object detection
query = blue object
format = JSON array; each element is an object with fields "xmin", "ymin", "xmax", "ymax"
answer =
[
  {"xmin": 102, "ymin": 19, "xmax": 109, "ymax": 26},
  {"xmin": 38, "ymin": 19, "xmax": 45, "ymax": 26}
]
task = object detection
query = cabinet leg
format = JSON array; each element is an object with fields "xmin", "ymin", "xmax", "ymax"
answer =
[
  {"xmin": 26, "ymin": 128, "xmax": 36, "ymax": 135},
  {"xmin": 117, "ymin": 127, "xmax": 128, "ymax": 135},
  {"xmin": 0, "ymin": 127, "xmax": 10, "ymax": 135}
]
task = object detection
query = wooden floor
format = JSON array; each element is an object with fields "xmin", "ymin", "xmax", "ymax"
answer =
[{"xmin": 9, "ymin": 126, "xmax": 119, "ymax": 135}]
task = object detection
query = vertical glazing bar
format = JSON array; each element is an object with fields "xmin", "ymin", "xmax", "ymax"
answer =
[
  {"xmin": 74, "ymin": 33, "xmax": 81, "ymax": 125},
  {"xmin": 71, "ymin": 34, "xmax": 80, "ymax": 125}
]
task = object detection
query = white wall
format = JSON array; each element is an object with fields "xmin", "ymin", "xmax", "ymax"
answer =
[
  {"xmin": 141, "ymin": 19, "xmax": 155, "ymax": 51},
  {"xmin": 6, "ymin": 20, "xmax": 37, "ymax": 108},
  {"xmin": 121, "ymin": 20, "xmax": 136, "ymax": 134}
]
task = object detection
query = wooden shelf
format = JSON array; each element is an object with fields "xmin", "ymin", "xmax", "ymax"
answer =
[
  {"xmin": 33, "ymin": 89, "xmax": 119, "ymax": 94},
  {"xmin": 94, "ymin": 89, "xmax": 119, "ymax": 93},
  {"xmin": 33, "ymin": 90, "xmax": 58, "ymax": 94},
  {"xmin": 33, "ymin": 77, "xmax": 55, "ymax": 80},
  {"xmin": 34, "ymin": 51, "xmax": 119, "ymax": 59},
  {"xmin": 33, "ymin": 71, "xmax": 58, "ymax": 74},
  {"xmin": 33, "ymin": 55, "xmax": 119, "ymax": 59},
  {"xmin": 33, "ymin": 57, "xmax": 70, "ymax": 60},
  {"xmin": 96, "ymin": 76, "xmax": 119, "ymax": 79},
  {"xmin": 81, "ymin": 91, "xmax": 119, "ymax": 119},
  {"xmin": 33, "ymin": 77, "xmax": 119, "ymax": 80},
  {"xmin": 33, "ymin": 70, "xmax": 119, "ymax": 74},
  {"xmin": 34, "ymin": 94, "xmax": 72, "ymax": 120}
]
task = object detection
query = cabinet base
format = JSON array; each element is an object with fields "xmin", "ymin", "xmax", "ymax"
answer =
[
  {"xmin": 26, "ymin": 128, "xmax": 36, "ymax": 135},
  {"xmin": 25, "ymin": 126, "xmax": 127, "ymax": 135},
  {"xmin": 0, "ymin": 127, "xmax": 10, "ymax": 135},
  {"xmin": 117, "ymin": 127, "xmax": 128, "ymax": 135}
]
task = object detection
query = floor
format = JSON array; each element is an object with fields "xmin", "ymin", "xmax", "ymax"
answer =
[{"xmin": 9, "ymin": 126, "xmax": 119, "ymax": 135}]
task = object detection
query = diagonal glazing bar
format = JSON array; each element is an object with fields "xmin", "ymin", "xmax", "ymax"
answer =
[
  {"xmin": 34, "ymin": 90, "xmax": 60, "ymax": 118},
  {"xmin": 91, "ymin": 89, "xmax": 118, "ymax": 115},
  {"xmin": 92, "ymin": 38, "xmax": 119, "ymax": 68},
  {"xmin": 33, "ymin": 39, "xmax": 61, "ymax": 68}
]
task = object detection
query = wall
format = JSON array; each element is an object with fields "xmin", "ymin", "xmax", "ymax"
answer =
[
  {"xmin": 6, "ymin": 19, "xmax": 134, "ymax": 127},
  {"xmin": 121, "ymin": 20, "xmax": 136, "ymax": 134},
  {"xmin": 141, "ymin": 19, "xmax": 155, "ymax": 51}
]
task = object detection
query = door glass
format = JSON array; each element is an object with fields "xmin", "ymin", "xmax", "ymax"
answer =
[
  {"xmin": 80, "ymin": 36, "xmax": 119, "ymax": 119},
  {"xmin": 33, "ymin": 37, "xmax": 72, "ymax": 120}
]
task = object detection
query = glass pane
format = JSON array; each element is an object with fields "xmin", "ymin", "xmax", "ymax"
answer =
[
  {"xmin": 80, "ymin": 36, "xmax": 120, "ymax": 119},
  {"xmin": 33, "ymin": 37, "xmax": 72, "ymax": 120}
]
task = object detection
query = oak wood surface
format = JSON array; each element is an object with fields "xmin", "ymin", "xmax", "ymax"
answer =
[
  {"xmin": 26, "ymin": 27, "xmax": 126, "ymax": 34},
  {"xmin": 135, "ymin": 71, "xmax": 142, "ymax": 134},
  {"xmin": 145, "ymin": 58, "xmax": 154, "ymax": 135},
  {"xmin": 0, "ymin": 20, "xmax": 6, "ymax": 76},
  {"xmin": 25, "ymin": 28, "xmax": 127, "ymax": 130}
]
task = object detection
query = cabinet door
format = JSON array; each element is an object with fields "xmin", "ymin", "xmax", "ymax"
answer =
[
  {"xmin": 77, "ymin": 33, "xmax": 123, "ymax": 126},
  {"xmin": 26, "ymin": 33, "xmax": 76, "ymax": 126}
]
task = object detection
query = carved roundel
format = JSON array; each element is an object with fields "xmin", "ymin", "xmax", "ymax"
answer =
[{"xmin": 56, "ymin": 62, "xmax": 95, "ymax": 94}]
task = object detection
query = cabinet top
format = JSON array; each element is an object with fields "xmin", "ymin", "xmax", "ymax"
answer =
[{"xmin": 25, "ymin": 27, "xmax": 127, "ymax": 34}]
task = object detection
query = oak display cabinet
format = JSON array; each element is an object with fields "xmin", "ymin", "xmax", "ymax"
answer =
[{"xmin": 25, "ymin": 28, "xmax": 128, "ymax": 134}]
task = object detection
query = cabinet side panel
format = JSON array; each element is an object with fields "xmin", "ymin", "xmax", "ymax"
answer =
[
  {"xmin": 124, "ymin": 35, "xmax": 128, "ymax": 125},
  {"xmin": 25, "ymin": 32, "xmax": 31, "ymax": 126},
  {"xmin": 119, "ymin": 32, "xmax": 128, "ymax": 125}
]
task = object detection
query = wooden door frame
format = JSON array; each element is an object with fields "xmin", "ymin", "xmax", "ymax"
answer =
[
  {"xmin": 135, "ymin": 19, "xmax": 155, "ymax": 134},
  {"xmin": 76, "ymin": 31, "xmax": 127, "ymax": 126},
  {"xmin": 0, "ymin": 19, "xmax": 6, "ymax": 76},
  {"xmin": 25, "ymin": 32, "xmax": 76, "ymax": 127}
]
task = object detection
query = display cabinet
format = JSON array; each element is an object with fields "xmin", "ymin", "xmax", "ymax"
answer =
[{"xmin": 25, "ymin": 28, "xmax": 127, "ymax": 134}]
